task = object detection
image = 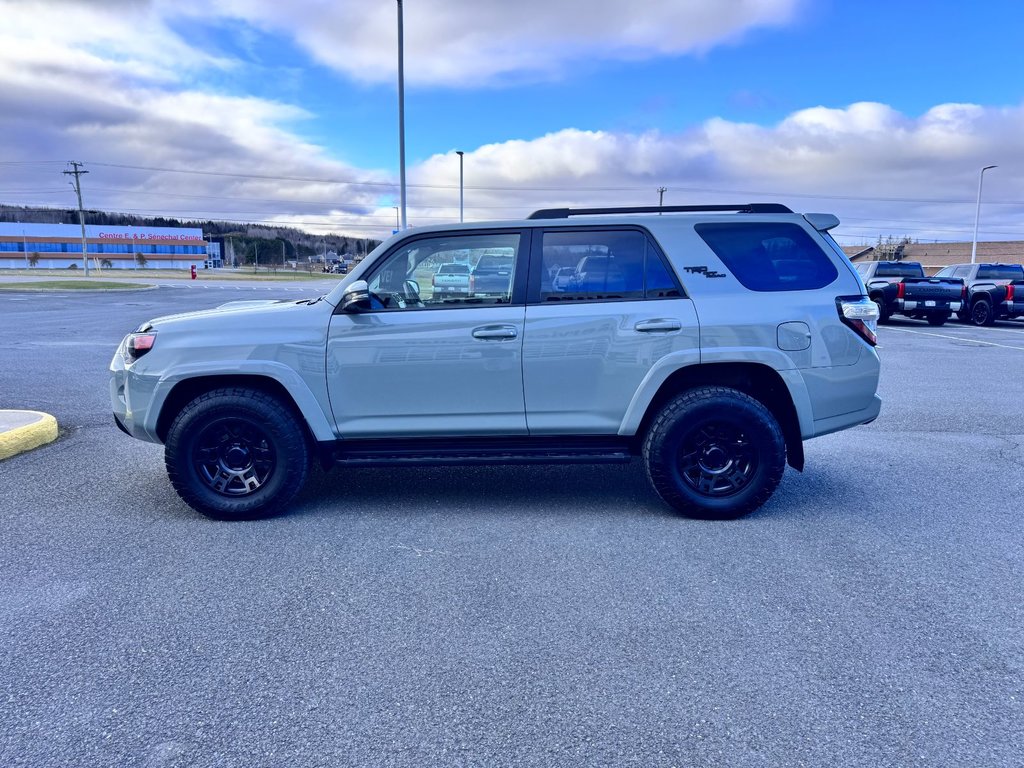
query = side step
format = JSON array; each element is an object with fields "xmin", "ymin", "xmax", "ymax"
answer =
[{"xmin": 327, "ymin": 436, "xmax": 635, "ymax": 468}]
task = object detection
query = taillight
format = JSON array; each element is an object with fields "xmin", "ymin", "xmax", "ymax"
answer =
[
  {"xmin": 837, "ymin": 296, "xmax": 879, "ymax": 347},
  {"xmin": 962, "ymin": 284, "xmax": 968, "ymax": 300},
  {"xmin": 469, "ymin": 275, "xmax": 476, "ymax": 293},
  {"xmin": 124, "ymin": 332, "xmax": 157, "ymax": 362},
  {"xmin": 1008, "ymin": 284, "xmax": 1016, "ymax": 302},
  {"xmin": 896, "ymin": 282, "xmax": 906, "ymax": 299}
]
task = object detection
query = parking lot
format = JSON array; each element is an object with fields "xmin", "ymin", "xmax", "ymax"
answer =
[{"xmin": 1, "ymin": 285, "xmax": 1022, "ymax": 767}]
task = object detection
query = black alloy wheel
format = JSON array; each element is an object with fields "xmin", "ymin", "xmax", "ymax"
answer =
[
  {"xmin": 192, "ymin": 416, "xmax": 276, "ymax": 496},
  {"xmin": 677, "ymin": 421, "xmax": 757, "ymax": 498}
]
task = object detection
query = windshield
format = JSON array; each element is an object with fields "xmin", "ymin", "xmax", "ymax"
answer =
[
  {"xmin": 874, "ymin": 263, "xmax": 924, "ymax": 278},
  {"xmin": 978, "ymin": 265, "xmax": 1024, "ymax": 280}
]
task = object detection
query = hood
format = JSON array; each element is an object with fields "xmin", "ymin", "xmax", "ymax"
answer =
[{"xmin": 144, "ymin": 297, "xmax": 326, "ymax": 330}]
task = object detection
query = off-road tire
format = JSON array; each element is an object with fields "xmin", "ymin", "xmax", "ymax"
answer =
[
  {"xmin": 643, "ymin": 386, "xmax": 786, "ymax": 520},
  {"xmin": 872, "ymin": 297, "xmax": 890, "ymax": 324},
  {"xmin": 165, "ymin": 387, "xmax": 310, "ymax": 520},
  {"xmin": 971, "ymin": 298, "xmax": 995, "ymax": 327}
]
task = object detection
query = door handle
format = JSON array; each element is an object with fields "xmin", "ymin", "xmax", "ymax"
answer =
[
  {"xmin": 634, "ymin": 319, "xmax": 682, "ymax": 333},
  {"xmin": 472, "ymin": 325, "xmax": 518, "ymax": 340}
]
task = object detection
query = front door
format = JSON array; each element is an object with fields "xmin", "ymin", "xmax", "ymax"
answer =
[{"xmin": 327, "ymin": 230, "xmax": 529, "ymax": 437}]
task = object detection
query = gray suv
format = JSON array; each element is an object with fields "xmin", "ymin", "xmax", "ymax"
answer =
[{"xmin": 110, "ymin": 204, "xmax": 881, "ymax": 521}]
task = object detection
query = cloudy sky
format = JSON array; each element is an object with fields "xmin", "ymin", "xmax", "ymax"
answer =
[{"xmin": 2, "ymin": 0, "xmax": 1023, "ymax": 244}]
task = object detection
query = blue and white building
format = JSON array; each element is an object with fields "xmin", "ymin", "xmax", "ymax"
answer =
[{"xmin": 0, "ymin": 222, "xmax": 212, "ymax": 269}]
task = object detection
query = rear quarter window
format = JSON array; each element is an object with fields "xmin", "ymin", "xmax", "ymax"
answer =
[{"xmin": 695, "ymin": 222, "xmax": 839, "ymax": 292}]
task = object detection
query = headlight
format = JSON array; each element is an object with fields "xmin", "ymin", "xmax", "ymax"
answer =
[{"xmin": 123, "ymin": 331, "xmax": 157, "ymax": 362}]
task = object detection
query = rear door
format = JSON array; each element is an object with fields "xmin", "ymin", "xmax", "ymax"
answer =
[{"xmin": 521, "ymin": 227, "xmax": 699, "ymax": 434}]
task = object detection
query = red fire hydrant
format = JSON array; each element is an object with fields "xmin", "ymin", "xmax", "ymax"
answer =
[{"xmin": 190, "ymin": 264, "xmax": 197, "ymax": 280}]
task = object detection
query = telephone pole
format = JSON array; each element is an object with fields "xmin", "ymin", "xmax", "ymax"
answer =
[
  {"xmin": 63, "ymin": 161, "xmax": 91, "ymax": 275},
  {"xmin": 657, "ymin": 186, "xmax": 667, "ymax": 212}
]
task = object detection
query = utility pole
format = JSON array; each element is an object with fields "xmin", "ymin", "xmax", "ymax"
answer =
[
  {"xmin": 456, "ymin": 151, "xmax": 465, "ymax": 223},
  {"xmin": 657, "ymin": 186, "xmax": 667, "ymax": 213},
  {"xmin": 254, "ymin": 242, "xmax": 259, "ymax": 272},
  {"xmin": 397, "ymin": 0, "xmax": 407, "ymax": 230},
  {"xmin": 63, "ymin": 161, "xmax": 91, "ymax": 275}
]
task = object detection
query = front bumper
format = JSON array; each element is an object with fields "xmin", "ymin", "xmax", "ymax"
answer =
[{"xmin": 110, "ymin": 346, "xmax": 163, "ymax": 444}]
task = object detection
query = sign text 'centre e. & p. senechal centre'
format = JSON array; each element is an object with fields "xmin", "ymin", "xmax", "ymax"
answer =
[{"xmin": 98, "ymin": 232, "xmax": 204, "ymax": 242}]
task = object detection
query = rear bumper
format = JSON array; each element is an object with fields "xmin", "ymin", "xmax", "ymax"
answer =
[
  {"xmin": 897, "ymin": 299, "xmax": 962, "ymax": 313},
  {"xmin": 809, "ymin": 394, "xmax": 882, "ymax": 438}
]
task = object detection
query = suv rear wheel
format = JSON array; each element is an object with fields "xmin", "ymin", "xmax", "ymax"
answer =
[
  {"xmin": 643, "ymin": 387, "xmax": 785, "ymax": 519},
  {"xmin": 165, "ymin": 387, "xmax": 310, "ymax": 520}
]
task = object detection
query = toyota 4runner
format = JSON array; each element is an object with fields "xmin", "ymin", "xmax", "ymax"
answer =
[{"xmin": 110, "ymin": 204, "xmax": 881, "ymax": 521}]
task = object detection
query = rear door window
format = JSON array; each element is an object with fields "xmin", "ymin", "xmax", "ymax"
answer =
[
  {"xmin": 534, "ymin": 228, "xmax": 682, "ymax": 302},
  {"xmin": 695, "ymin": 222, "xmax": 839, "ymax": 291}
]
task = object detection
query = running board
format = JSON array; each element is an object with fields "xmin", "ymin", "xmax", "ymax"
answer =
[{"xmin": 326, "ymin": 436, "xmax": 635, "ymax": 468}]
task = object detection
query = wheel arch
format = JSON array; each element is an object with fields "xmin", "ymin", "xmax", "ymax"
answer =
[
  {"xmin": 155, "ymin": 373, "xmax": 327, "ymax": 446},
  {"xmin": 632, "ymin": 362, "xmax": 805, "ymax": 472}
]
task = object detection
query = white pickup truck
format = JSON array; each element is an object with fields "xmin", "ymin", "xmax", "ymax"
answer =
[{"xmin": 431, "ymin": 262, "xmax": 472, "ymax": 299}]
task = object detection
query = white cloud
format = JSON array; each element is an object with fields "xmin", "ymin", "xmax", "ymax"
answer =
[
  {"xmin": 167, "ymin": 0, "xmax": 801, "ymax": 86},
  {"xmin": 1, "ymin": 1, "xmax": 1021, "ymax": 244},
  {"xmin": 408, "ymin": 103, "xmax": 1024, "ymax": 244}
]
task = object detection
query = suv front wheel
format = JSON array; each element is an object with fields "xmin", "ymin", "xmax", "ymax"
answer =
[
  {"xmin": 643, "ymin": 387, "xmax": 785, "ymax": 519},
  {"xmin": 164, "ymin": 387, "xmax": 310, "ymax": 520}
]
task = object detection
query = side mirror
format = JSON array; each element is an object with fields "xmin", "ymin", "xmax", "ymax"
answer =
[{"xmin": 341, "ymin": 280, "xmax": 371, "ymax": 313}]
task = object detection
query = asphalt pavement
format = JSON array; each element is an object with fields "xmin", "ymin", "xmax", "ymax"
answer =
[{"xmin": 1, "ymin": 286, "xmax": 1022, "ymax": 767}]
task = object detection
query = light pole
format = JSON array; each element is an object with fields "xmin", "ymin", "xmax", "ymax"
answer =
[
  {"xmin": 971, "ymin": 165, "xmax": 997, "ymax": 264},
  {"xmin": 456, "ymin": 150, "xmax": 465, "ymax": 223},
  {"xmin": 396, "ymin": 0, "xmax": 407, "ymax": 231},
  {"xmin": 392, "ymin": 206, "xmax": 400, "ymax": 234}
]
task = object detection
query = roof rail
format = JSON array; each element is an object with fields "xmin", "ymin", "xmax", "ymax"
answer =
[{"xmin": 526, "ymin": 203, "xmax": 794, "ymax": 220}]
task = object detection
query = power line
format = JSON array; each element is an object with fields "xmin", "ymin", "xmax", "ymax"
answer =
[{"xmin": 73, "ymin": 161, "xmax": 1024, "ymax": 205}]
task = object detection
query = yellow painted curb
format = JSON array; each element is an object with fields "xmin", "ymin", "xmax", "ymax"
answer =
[{"xmin": 0, "ymin": 411, "xmax": 59, "ymax": 460}]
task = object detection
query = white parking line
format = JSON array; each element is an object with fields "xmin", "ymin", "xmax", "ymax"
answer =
[{"xmin": 882, "ymin": 326, "xmax": 1024, "ymax": 351}]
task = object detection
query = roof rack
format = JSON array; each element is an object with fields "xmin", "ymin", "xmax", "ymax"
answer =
[{"xmin": 526, "ymin": 203, "xmax": 794, "ymax": 220}]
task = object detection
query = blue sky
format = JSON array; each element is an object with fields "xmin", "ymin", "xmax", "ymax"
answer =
[
  {"xmin": 211, "ymin": 1, "xmax": 1024, "ymax": 168},
  {"xmin": 1, "ymin": 0, "xmax": 1023, "ymax": 241}
]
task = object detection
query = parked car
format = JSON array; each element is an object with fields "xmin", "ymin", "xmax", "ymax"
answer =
[
  {"xmin": 111, "ymin": 203, "xmax": 880, "ymax": 522},
  {"xmin": 854, "ymin": 260, "xmax": 964, "ymax": 326},
  {"xmin": 431, "ymin": 262, "xmax": 472, "ymax": 299},
  {"xmin": 471, "ymin": 253, "xmax": 515, "ymax": 298},
  {"xmin": 933, "ymin": 263, "xmax": 1024, "ymax": 326}
]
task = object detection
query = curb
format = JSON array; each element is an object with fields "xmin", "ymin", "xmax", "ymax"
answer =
[{"xmin": 0, "ymin": 410, "xmax": 59, "ymax": 460}]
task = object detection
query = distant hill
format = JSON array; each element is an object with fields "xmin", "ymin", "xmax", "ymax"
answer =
[{"xmin": 0, "ymin": 204, "xmax": 381, "ymax": 264}]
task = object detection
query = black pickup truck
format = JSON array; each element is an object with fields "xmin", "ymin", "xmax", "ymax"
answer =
[
  {"xmin": 933, "ymin": 263, "xmax": 1024, "ymax": 326},
  {"xmin": 855, "ymin": 261, "xmax": 965, "ymax": 326}
]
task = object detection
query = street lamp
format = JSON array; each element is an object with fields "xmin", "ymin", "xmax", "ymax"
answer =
[
  {"xmin": 971, "ymin": 164, "xmax": 997, "ymax": 264},
  {"xmin": 392, "ymin": 206, "xmax": 400, "ymax": 234},
  {"xmin": 396, "ymin": 0, "xmax": 407, "ymax": 231},
  {"xmin": 456, "ymin": 150, "xmax": 465, "ymax": 223}
]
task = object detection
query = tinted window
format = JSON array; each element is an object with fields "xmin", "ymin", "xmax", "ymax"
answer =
[
  {"xmin": 367, "ymin": 232, "xmax": 519, "ymax": 310},
  {"xmin": 695, "ymin": 223, "xmax": 839, "ymax": 292},
  {"xmin": 539, "ymin": 229, "xmax": 680, "ymax": 301},
  {"xmin": 875, "ymin": 263, "xmax": 924, "ymax": 278},
  {"xmin": 952, "ymin": 266, "xmax": 971, "ymax": 278},
  {"xmin": 978, "ymin": 265, "xmax": 1024, "ymax": 280}
]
